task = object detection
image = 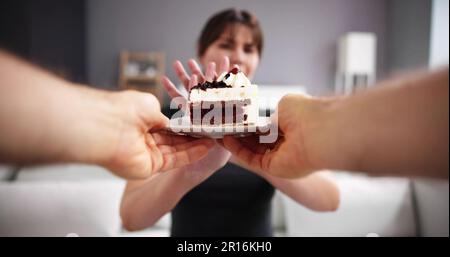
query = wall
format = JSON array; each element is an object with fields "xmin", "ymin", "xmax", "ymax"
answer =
[
  {"xmin": 87, "ymin": 0, "xmax": 388, "ymax": 98},
  {"xmin": 0, "ymin": 0, "xmax": 87, "ymax": 83},
  {"xmin": 386, "ymin": 0, "xmax": 431, "ymax": 74},
  {"xmin": 429, "ymin": 0, "xmax": 449, "ymax": 67},
  {"xmin": 413, "ymin": 0, "xmax": 449, "ymax": 237}
]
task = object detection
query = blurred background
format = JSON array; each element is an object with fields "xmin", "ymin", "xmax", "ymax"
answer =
[{"xmin": 0, "ymin": 0, "xmax": 448, "ymax": 237}]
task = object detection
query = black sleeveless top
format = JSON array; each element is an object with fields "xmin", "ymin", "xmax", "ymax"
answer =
[
  {"xmin": 170, "ymin": 163, "xmax": 275, "ymax": 237},
  {"xmin": 162, "ymin": 107, "xmax": 275, "ymax": 236}
]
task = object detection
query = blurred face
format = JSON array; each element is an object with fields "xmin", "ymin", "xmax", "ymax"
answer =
[{"xmin": 199, "ymin": 24, "xmax": 260, "ymax": 79}]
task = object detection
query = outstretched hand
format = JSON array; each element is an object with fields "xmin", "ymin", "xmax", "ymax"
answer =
[{"xmin": 160, "ymin": 57, "xmax": 233, "ymax": 180}]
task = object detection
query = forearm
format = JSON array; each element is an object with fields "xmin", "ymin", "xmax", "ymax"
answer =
[
  {"xmin": 318, "ymin": 68, "xmax": 449, "ymax": 178},
  {"xmin": 0, "ymin": 51, "xmax": 120, "ymax": 165},
  {"xmin": 261, "ymin": 171, "xmax": 340, "ymax": 211},
  {"xmin": 121, "ymin": 167, "xmax": 200, "ymax": 231}
]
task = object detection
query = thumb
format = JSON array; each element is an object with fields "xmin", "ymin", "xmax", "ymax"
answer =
[{"xmin": 147, "ymin": 111, "xmax": 170, "ymax": 132}]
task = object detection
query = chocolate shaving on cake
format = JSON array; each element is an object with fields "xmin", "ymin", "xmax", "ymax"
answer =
[
  {"xmin": 190, "ymin": 80, "xmax": 231, "ymax": 91},
  {"xmin": 189, "ymin": 68, "xmax": 242, "ymax": 92}
]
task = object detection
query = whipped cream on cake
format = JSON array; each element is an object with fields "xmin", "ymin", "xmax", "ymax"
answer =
[{"xmin": 188, "ymin": 67, "xmax": 258, "ymax": 125}]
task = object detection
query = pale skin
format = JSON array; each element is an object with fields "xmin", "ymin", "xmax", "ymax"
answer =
[
  {"xmin": 0, "ymin": 50, "xmax": 215, "ymax": 180},
  {"xmin": 121, "ymin": 24, "xmax": 340, "ymax": 231},
  {"xmin": 223, "ymin": 67, "xmax": 449, "ymax": 180}
]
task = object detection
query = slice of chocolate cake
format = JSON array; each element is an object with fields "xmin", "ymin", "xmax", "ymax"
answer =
[{"xmin": 188, "ymin": 68, "xmax": 258, "ymax": 126}]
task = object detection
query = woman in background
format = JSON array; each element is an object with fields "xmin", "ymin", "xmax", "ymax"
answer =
[{"xmin": 120, "ymin": 8, "xmax": 340, "ymax": 236}]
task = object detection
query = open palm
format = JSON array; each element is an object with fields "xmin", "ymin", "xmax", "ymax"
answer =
[{"xmin": 162, "ymin": 57, "xmax": 232, "ymax": 179}]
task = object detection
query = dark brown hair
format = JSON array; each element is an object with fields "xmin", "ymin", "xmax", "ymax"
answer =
[{"xmin": 197, "ymin": 8, "xmax": 263, "ymax": 58}]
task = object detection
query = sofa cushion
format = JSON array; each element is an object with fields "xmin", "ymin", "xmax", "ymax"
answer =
[
  {"xmin": 0, "ymin": 180, "xmax": 125, "ymax": 236},
  {"xmin": 0, "ymin": 165, "xmax": 15, "ymax": 181},
  {"xmin": 2, "ymin": 164, "xmax": 173, "ymax": 236},
  {"xmin": 283, "ymin": 172, "xmax": 416, "ymax": 236},
  {"xmin": 17, "ymin": 164, "xmax": 119, "ymax": 181}
]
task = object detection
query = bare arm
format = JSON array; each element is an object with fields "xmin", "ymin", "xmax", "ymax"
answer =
[
  {"xmin": 0, "ymin": 50, "xmax": 110, "ymax": 164},
  {"xmin": 0, "ymin": 50, "xmax": 213, "ymax": 179},
  {"xmin": 122, "ymin": 157, "xmax": 340, "ymax": 231},
  {"xmin": 229, "ymin": 157, "xmax": 340, "ymax": 212},
  {"xmin": 318, "ymin": 68, "xmax": 449, "ymax": 178},
  {"xmin": 262, "ymin": 171, "xmax": 340, "ymax": 211},
  {"xmin": 120, "ymin": 167, "xmax": 197, "ymax": 231},
  {"xmin": 121, "ymin": 142, "xmax": 229, "ymax": 231},
  {"xmin": 224, "ymin": 68, "xmax": 449, "ymax": 179}
]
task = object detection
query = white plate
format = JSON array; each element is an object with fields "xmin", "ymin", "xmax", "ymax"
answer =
[{"xmin": 165, "ymin": 116, "xmax": 272, "ymax": 139}]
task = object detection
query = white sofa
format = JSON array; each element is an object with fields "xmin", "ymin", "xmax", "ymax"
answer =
[
  {"xmin": 1, "ymin": 164, "xmax": 447, "ymax": 237},
  {"xmin": 0, "ymin": 164, "xmax": 170, "ymax": 237}
]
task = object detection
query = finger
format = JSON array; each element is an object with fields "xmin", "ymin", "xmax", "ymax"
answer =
[
  {"xmin": 188, "ymin": 74, "xmax": 198, "ymax": 90},
  {"xmin": 218, "ymin": 56, "xmax": 230, "ymax": 74},
  {"xmin": 151, "ymin": 132, "xmax": 197, "ymax": 146},
  {"xmin": 269, "ymin": 106, "xmax": 279, "ymax": 124},
  {"xmin": 240, "ymin": 136, "xmax": 270, "ymax": 154},
  {"xmin": 158, "ymin": 138, "xmax": 210, "ymax": 154},
  {"xmin": 187, "ymin": 59, "xmax": 205, "ymax": 83},
  {"xmin": 162, "ymin": 76, "xmax": 184, "ymax": 99},
  {"xmin": 240, "ymin": 135, "xmax": 259, "ymax": 145},
  {"xmin": 159, "ymin": 139, "xmax": 215, "ymax": 171},
  {"xmin": 260, "ymin": 142, "xmax": 294, "ymax": 178},
  {"xmin": 145, "ymin": 111, "xmax": 169, "ymax": 132},
  {"xmin": 205, "ymin": 62, "xmax": 216, "ymax": 82},
  {"xmin": 222, "ymin": 136, "xmax": 265, "ymax": 172},
  {"xmin": 173, "ymin": 60, "xmax": 190, "ymax": 89}
]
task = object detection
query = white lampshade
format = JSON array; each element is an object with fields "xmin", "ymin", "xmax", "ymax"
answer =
[{"xmin": 337, "ymin": 32, "xmax": 377, "ymax": 74}]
